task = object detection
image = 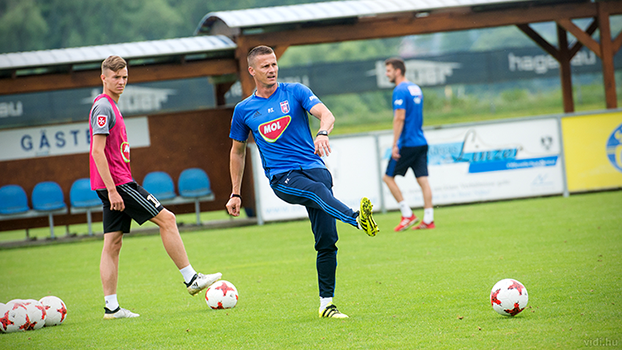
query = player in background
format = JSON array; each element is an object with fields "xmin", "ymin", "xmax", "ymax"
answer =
[
  {"xmin": 225, "ymin": 45, "xmax": 379, "ymax": 319},
  {"xmin": 90, "ymin": 55, "xmax": 221, "ymax": 320},
  {"xmin": 383, "ymin": 57, "xmax": 435, "ymax": 231}
]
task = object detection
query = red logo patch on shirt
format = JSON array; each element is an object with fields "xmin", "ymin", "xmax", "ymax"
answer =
[
  {"xmin": 280, "ymin": 100, "xmax": 290, "ymax": 114},
  {"xmin": 97, "ymin": 115, "xmax": 107, "ymax": 128},
  {"xmin": 258, "ymin": 116, "xmax": 291, "ymax": 143}
]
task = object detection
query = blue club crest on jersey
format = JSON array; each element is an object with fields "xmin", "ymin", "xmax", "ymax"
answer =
[{"xmin": 280, "ymin": 100, "xmax": 290, "ymax": 113}]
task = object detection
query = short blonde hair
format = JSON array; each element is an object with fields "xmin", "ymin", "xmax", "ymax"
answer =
[
  {"xmin": 101, "ymin": 55, "xmax": 127, "ymax": 74},
  {"xmin": 247, "ymin": 45, "xmax": 274, "ymax": 66}
]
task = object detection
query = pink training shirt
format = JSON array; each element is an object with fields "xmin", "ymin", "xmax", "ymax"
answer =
[{"xmin": 89, "ymin": 94, "xmax": 133, "ymax": 190}]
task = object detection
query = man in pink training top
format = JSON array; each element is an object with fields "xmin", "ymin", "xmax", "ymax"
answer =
[{"xmin": 89, "ymin": 55, "xmax": 221, "ymax": 320}]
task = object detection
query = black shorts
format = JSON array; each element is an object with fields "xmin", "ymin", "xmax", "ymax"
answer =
[
  {"xmin": 385, "ymin": 145, "xmax": 429, "ymax": 178},
  {"xmin": 97, "ymin": 181, "xmax": 163, "ymax": 234}
]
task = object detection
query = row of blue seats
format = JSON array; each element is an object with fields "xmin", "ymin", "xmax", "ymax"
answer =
[
  {"xmin": 141, "ymin": 169, "xmax": 215, "ymax": 225},
  {"xmin": 0, "ymin": 168, "xmax": 214, "ymax": 239}
]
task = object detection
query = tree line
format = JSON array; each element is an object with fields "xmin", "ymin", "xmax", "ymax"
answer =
[
  {"xmin": 0, "ymin": 0, "xmax": 327, "ymax": 54},
  {"xmin": 2, "ymin": 0, "xmax": 618, "ymax": 68}
]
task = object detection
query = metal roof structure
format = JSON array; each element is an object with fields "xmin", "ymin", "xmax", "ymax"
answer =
[
  {"xmin": 196, "ymin": 0, "xmax": 535, "ymax": 36},
  {"xmin": 195, "ymin": 0, "xmax": 621, "ymax": 113},
  {"xmin": 0, "ymin": 35, "xmax": 236, "ymax": 73},
  {"xmin": 1, "ymin": 0, "xmax": 620, "ymax": 113},
  {"xmin": 0, "ymin": 36, "xmax": 239, "ymax": 95}
]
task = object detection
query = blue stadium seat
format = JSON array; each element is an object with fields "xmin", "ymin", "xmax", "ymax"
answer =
[
  {"xmin": 142, "ymin": 171, "xmax": 176, "ymax": 201},
  {"xmin": 0, "ymin": 184, "xmax": 30, "ymax": 215},
  {"xmin": 0, "ymin": 184, "xmax": 36, "ymax": 240},
  {"xmin": 69, "ymin": 178, "xmax": 101, "ymax": 236},
  {"xmin": 178, "ymin": 168, "xmax": 213, "ymax": 225},
  {"xmin": 32, "ymin": 181, "xmax": 68, "ymax": 239}
]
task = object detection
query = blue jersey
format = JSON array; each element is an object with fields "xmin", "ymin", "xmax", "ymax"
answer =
[
  {"xmin": 230, "ymin": 82, "xmax": 325, "ymax": 178},
  {"xmin": 393, "ymin": 81, "xmax": 427, "ymax": 148}
]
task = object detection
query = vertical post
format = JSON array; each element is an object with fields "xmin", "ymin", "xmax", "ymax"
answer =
[
  {"xmin": 48, "ymin": 213, "xmax": 55, "ymax": 239},
  {"xmin": 556, "ymin": 116, "xmax": 570, "ymax": 198},
  {"xmin": 87, "ymin": 210, "xmax": 93, "ymax": 236},
  {"xmin": 195, "ymin": 200, "xmax": 201, "ymax": 225},
  {"xmin": 374, "ymin": 133, "xmax": 387, "ymax": 214},
  {"xmin": 598, "ymin": 4, "xmax": 617, "ymax": 109},
  {"xmin": 235, "ymin": 38, "xmax": 256, "ymax": 99},
  {"xmin": 557, "ymin": 24, "xmax": 574, "ymax": 113},
  {"xmin": 215, "ymin": 82, "xmax": 235, "ymax": 107},
  {"xmin": 273, "ymin": 45, "xmax": 290, "ymax": 60},
  {"xmin": 215, "ymin": 83, "xmax": 226, "ymax": 106}
]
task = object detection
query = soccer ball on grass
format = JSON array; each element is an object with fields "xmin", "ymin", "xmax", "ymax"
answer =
[
  {"xmin": 205, "ymin": 280, "xmax": 238, "ymax": 309},
  {"xmin": 23, "ymin": 300, "xmax": 46, "ymax": 330},
  {"xmin": 490, "ymin": 278, "xmax": 529, "ymax": 316},
  {"xmin": 1, "ymin": 301, "xmax": 29, "ymax": 333},
  {"xmin": 39, "ymin": 296, "xmax": 67, "ymax": 326}
]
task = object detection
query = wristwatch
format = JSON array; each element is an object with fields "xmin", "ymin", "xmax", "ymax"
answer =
[{"xmin": 316, "ymin": 130, "xmax": 329, "ymax": 137}]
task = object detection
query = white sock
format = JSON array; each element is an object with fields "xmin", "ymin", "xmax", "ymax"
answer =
[
  {"xmin": 105, "ymin": 294, "xmax": 119, "ymax": 311},
  {"xmin": 320, "ymin": 297, "xmax": 333, "ymax": 310},
  {"xmin": 423, "ymin": 208, "xmax": 434, "ymax": 224},
  {"xmin": 399, "ymin": 201, "xmax": 413, "ymax": 218},
  {"xmin": 180, "ymin": 265, "xmax": 197, "ymax": 284}
]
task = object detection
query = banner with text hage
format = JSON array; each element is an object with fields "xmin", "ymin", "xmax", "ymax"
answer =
[{"xmin": 378, "ymin": 118, "xmax": 564, "ymax": 209}]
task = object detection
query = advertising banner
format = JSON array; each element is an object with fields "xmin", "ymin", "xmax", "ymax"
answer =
[
  {"xmin": 0, "ymin": 116, "xmax": 150, "ymax": 162},
  {"xmin": 2, "ymin": 47, "xmax": 615, "ymax": 130},
  {"xmin": 0, "ymin": 78, "xmax": 215, "ymax": 130},
  {"xmin": 378, "ymin": 118, "xmax": 564, "ymax": 209},
  {"xmin": 252, "ymin": 117, "xmax": 564, "ymax": 223},
  {"xmin": 562, "ymin": 111, "xmax": 622, "ymax": 192},
  {"xmin": 251, "ymin": 135, "xmax": 382, "ymax": 222}
]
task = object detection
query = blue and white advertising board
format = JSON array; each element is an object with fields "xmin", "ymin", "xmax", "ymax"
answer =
[
  {"xmin": 252, "ymin": 117, "xmax": 564, "ymax": 223},
  {"xmin": 378, "ymin": 118, "xmax": 564, "ymax": 209},
  {"xmin": 0, "ymin": 116, "xmax": 150, "ymax": 161}
]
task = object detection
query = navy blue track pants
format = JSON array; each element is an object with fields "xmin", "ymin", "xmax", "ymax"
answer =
[{"xmin": 270, "ymin": 168, "xmax": 358, "ymax": 297}]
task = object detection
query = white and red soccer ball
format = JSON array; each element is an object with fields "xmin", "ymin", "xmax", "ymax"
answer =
[
  {"xmin": 205, "ymin": 280, "xmax": 238, "ymax": 309},
  {"xmin": 0, "ymin": 296, "xmax": 66, "ymax": 333},
  {"xmin": 490, "ymin": 279, "xmax": 529, "ymax": 316},
  {"xmin": 0, "ymin": 301, "xmax": 29, "ymax": 333},
  {"xmin": 39, "ymin": 296, "xmax": 67, "ymax": 326},
  {"xmin": 23, "ymin": 300, "xmax": 46, "ymax": 330}
]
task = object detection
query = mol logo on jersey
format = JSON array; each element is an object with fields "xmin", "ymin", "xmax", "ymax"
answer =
[{"xmin": 258, "ymin": 116, "xmax": 291, "ymax": 143}]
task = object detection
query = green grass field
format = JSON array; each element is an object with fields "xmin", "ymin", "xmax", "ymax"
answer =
[{"xmin": 1, "ymin": 191, "xmax": 621, "ymax": 349}]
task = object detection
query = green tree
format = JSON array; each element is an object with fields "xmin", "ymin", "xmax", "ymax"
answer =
[
  {"xmin": 278, "ymin": 38, "xmax": 402, "ymax": 67},
  {"xmin": 0, "ymin": 0, "xmax": 49, "ymax": 53},
  {"xmin": 38, "ymin": 0, "xmax": 184, "ymax": 49},
  {"xmin": 0, "ymin": 0, "xmax": 339, "ymax": 54}
]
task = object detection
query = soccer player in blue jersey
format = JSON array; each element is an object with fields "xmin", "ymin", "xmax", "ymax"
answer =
[
  {"xmin": 225, "ymin": 45, "xmax": 379, "ymax": 319},
  {"xmin": 383, "ymin": 57, "xmax": 435, "ymax": 232}
]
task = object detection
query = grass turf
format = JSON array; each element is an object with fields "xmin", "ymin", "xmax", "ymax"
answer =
[{"xmin": 0, "ymin": 191, "xmax": 620, "ymax": 349}]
